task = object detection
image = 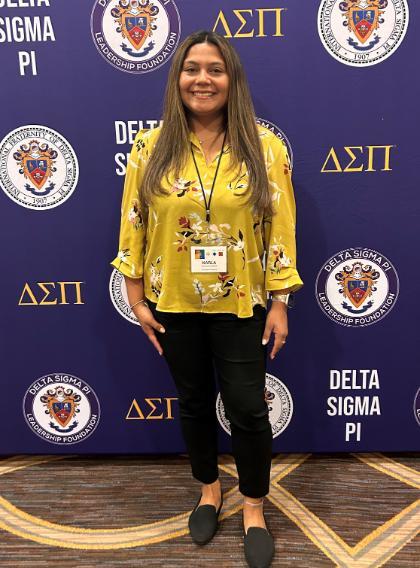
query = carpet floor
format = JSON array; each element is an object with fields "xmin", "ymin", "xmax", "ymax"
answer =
[{"xmin": 0, "ymin": 453, "xmax": 419, "ymax": 567}]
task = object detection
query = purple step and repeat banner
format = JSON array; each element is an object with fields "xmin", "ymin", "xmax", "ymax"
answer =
[{"xmin": 0, "ymin": 0, "xmax": 419, "ymax": 453}]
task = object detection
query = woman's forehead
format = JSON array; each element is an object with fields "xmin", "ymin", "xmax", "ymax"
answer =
[{"xmin": 183, "ymin": 42, "xmax": 225, "ymax": 63}]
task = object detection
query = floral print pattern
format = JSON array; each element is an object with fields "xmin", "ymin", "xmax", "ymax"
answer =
[
  {"xmin": 267, "ymin": 236, "xmax": 292, "ymax": 276},
  {"xmin": 128, "ymin": 199, "xmax": 143, "ymax": 230},
  {"xmin": 174, "ymin": 215, "xmax": 246, "ymax": 268},
  {"xmin": 250, "ymin": 284, "xmax": 264, "ymax": 307},
  {"xmin": 193, "ymin": 273, "xmax": 246, "ymax": 306},
  {"xmin": 226, "ymin": 169, "xmax": 248, "ymax": 194},
  {"xmin": 111, "ymin": 125, "xmax": 303, "ymax": 318},
  {"xmin": 116, "ymin": 248, "xmax": 130, "ymax": 267},
  {"xmin": 170, "ymin": 178, "xmax": 200, "ymax": 198},
  {"xmin": 116, "ymin": 248, "xmax": 139, "ymax": 277},
  {"xmin": 150, "ymin": 256, "xmax": 163, "ymax": 297}
]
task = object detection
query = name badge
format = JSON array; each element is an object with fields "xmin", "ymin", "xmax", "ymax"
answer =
[{"xmin": 190, "ymin": 246, "xmax": 227, "ymax": 273}]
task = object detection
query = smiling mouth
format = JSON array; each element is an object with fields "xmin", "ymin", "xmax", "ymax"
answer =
[{"xmin": 191, "ymin": 92, "xmax": 216, "ymax": 98}]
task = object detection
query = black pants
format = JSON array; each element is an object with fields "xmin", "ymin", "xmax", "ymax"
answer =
[{"xmin": 148, "ymin": 301, "xmax": 273, "ymax": 498}]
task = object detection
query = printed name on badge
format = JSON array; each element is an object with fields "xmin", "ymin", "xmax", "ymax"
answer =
[{"xmin": 190, "ymin": 246, "xmax": 227, "ymax": 273}]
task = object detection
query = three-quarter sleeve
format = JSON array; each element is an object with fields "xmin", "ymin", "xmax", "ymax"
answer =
[
  {"xmin": 110, "ymin": 130, "xmax": 148, "ymax": 279},
  {"xmin": 263, "ymin": 137, "xmax": 304, "ymax": 294}
]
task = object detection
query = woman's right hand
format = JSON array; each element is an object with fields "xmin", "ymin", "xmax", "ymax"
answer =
[{"xmin": 133, "ymin": 304, "xmax": 166, "ymax": 356}]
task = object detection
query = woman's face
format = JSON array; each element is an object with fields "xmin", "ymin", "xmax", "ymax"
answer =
[{"xmin": 179, "ymin": 42, "xmax": 229, "ymax": 120}]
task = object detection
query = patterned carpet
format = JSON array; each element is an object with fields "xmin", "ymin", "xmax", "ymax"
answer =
[{"xmin": 0, "ymin": 453, "xmax": 419, "ymax": 567}]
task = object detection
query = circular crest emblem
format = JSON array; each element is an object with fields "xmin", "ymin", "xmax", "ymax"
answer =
[
  {"xmin": 109, "ymin": 268, "xmax": 140, "ymax": 325},
  {"xmin": 414, "ymin": 388, "xmax": 420, "ymax": 427},
  {"xmin": 315, "ymin": 247, "xmax": 399, "ymax": 327},
  {"xmin": 318, "ymin": 0, "xmax": 409, "ymax": 67},
  {"xmin": 91, "ymin": 0, "xmax": 181, "ymax": 74},
  {"xmin": 256, "ymin": 116, "xmax": 293, "ymax": 169},
  {"xmin": 216, "ymin": 373, "xmax": 293, "ymax": 438},
  {"xmin": 23, "ymin": 373, "xmax": 100, "ymax": 445},
  {"xmin": 0, "ymin": 125, "xmax": 79, "ymax": 210}
]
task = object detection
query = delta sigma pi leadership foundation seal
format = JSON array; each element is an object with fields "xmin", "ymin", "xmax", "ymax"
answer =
[
  {"xmin": 315, "ymin": 247, "xmax": 399, "ymax": 327},
  {"xmin": 23, "ymin": 373, "xmax": 101, "ymax": 445},
  {"xmin": 318, "ymin": 0, "xmax": 409, "ymax": 67},
  {"xmin": 91, "ymin": 0, "xmax": 181, "ymax": 74}
]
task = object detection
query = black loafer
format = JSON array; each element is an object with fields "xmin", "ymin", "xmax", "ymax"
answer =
[
  {"xmin": 243, "ymin": 509, "xmax": 275, "ymax": 568},
  {"xmin": 188, "ymin": 495, "xmax": 223, "ymax": 545}
]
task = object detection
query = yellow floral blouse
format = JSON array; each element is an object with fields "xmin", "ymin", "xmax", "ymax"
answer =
[{"xmin": 111, "ymin": 124, "xmax": 303, "ymax": 318}]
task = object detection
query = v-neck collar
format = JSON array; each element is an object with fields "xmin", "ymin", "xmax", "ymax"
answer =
[
  {"xmin": 189, "ymin": 130, "xmax": 231, "ymax": 166},
  {"xmin": 189, "ymin": 130, "xmax": 201, "ymax": 150}
]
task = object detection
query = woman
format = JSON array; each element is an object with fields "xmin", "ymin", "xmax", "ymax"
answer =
[{"xmin": 111, "ymin": 30, "xmax": 303, "ymax": 568}]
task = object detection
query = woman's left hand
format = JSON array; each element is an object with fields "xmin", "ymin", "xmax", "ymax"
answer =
[{"xmin": 262, "ymin": 302, "xmax": 288, "ymax": 360}]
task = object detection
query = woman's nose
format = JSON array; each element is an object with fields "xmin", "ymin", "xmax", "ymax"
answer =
[{"xmin": 196, "ymin": 69, "xmax": 211, "ymax": 83}]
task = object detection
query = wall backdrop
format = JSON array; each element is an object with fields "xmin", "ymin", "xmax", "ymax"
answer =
[{"xmin": 1, "ymin": 0, "xmax": 419, "ymax": 453}]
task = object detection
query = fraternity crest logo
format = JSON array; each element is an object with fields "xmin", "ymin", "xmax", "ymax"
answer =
[
  {"xmin": 0, "ymin": 125, "xmax": 79, "ymax": 210},
  {"xmin": 256, "ymin": 117, "xmax": 293, "ymax": 170},
  {"xmin": 114, "ymin": 0, "xmax": 157, "ymax": 53},
  {"xmin": 14, "ymin": 140, "xmax": 57, "ymax": 193},
  {"xmin": 338, "ymin": 261, "xmax": 379, "ymax": 309},
  {"xmin": 23, "ymin": 373, "xmax": 100, "ymax": 445},
  {"xmin": 42, "ymin": 386, "xmax": 80, "ymax": 430},
  {"xmin": 348, "ymin": 1, "xmax": 381, "ymax": 44},
  {"xmin": 316, "ymin": 247, "xmax": 399, "ymax": 327},
  {"xmin": 109, "ymin": 268, "xmax": 140, "ymax": 325},
  {"xmin": 91, "ymin": 0, "xmax": 181, "ymax": 74},
  {"xmin": 318, "ymin": 0, "xmax": 409, "ymax": 67},
  {"xmin": 216, "ymin": 373, "xmax": 293, "ymax": 438}
]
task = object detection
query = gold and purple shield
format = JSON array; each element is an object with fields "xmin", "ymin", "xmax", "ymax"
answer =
[
  {"xmin": 23, "ymin": 155, "xmax": 51, "ymax": 189},
  {"xmin": 122, "ymin": 12, "xmax": 150, "ymax": 50},
  {"xmin": 349, "ymin": 5, "xmax": 379, "ymax": 44},
  {"xmin": 49, "ymin": 398, "xmax": 75, "ymax": 428}
]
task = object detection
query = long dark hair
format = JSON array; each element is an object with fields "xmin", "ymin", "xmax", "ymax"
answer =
[{"xmin": 140, "ymin": 30, "xmax": 273, "ymax": 218}]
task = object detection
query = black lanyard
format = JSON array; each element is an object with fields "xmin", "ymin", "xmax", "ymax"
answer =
[{"xmin": 190, "ymin": 130, "xmax": 227, "ymax": 223}]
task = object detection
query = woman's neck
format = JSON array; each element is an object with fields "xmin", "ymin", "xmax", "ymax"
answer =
[{"xmin": 188, "ymin": 114, "xmax": 226, "ymax": 139}]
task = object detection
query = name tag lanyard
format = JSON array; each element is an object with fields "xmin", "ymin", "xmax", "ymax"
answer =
[{"xmin": 190, "ymin": 130, "xmax": 227, "ymax": 223}]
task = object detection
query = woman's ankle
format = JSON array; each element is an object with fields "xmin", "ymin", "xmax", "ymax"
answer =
[
  {"xmin": 243, "ymin": 495, "xmax": 264, "ymax": 506},
  {"xmin": 203, "ymin": 479, "xmax": 220, "ymax": 490},
  {"xmin": 201, "ymin": 479, "xmax": 222, "ymax": 503}
]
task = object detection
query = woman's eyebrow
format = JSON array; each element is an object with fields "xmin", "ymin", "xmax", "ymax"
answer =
[{"xmin": 183, "ymin": 59, "xmax": 225, "ymax": 66}]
